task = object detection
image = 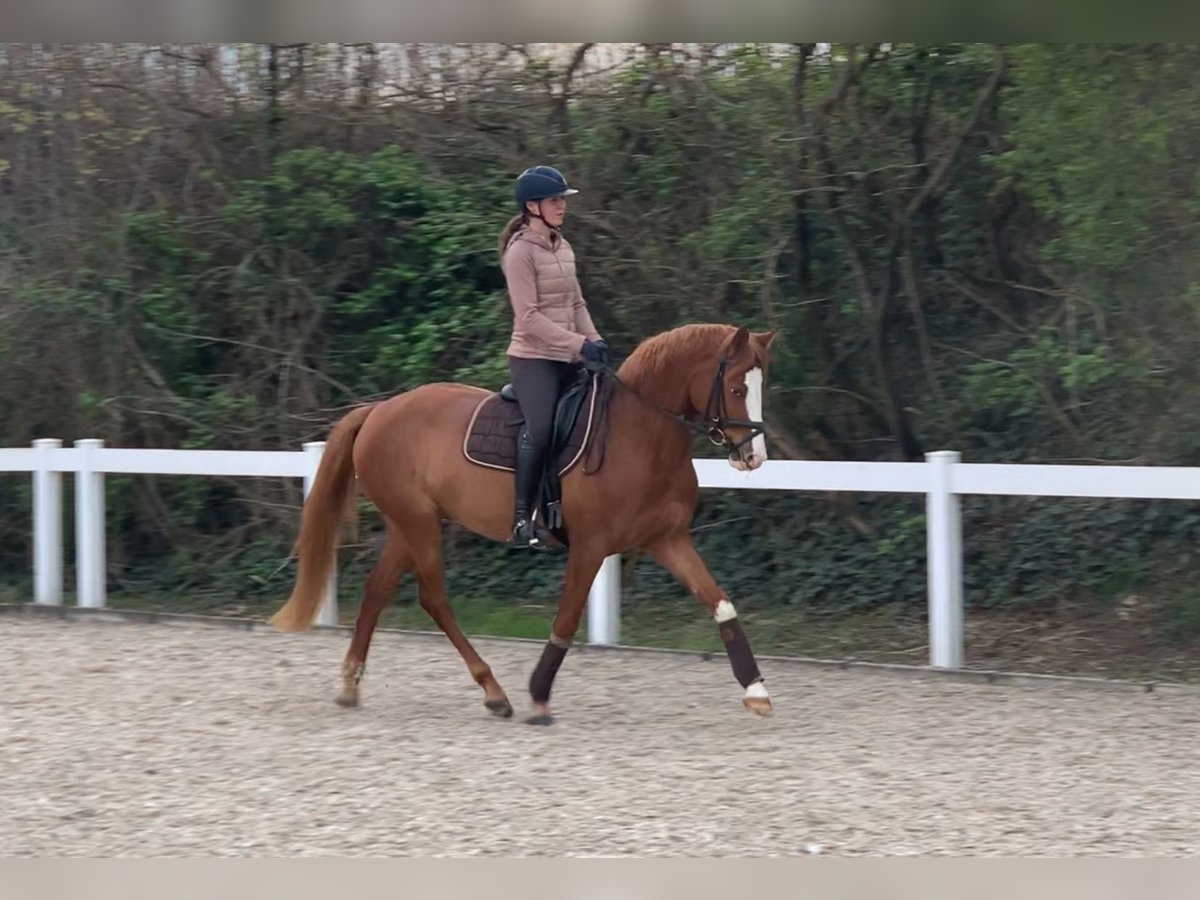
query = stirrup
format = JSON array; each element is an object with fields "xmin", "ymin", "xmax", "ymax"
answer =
[
  {"xmin": 511, "ymin": 517, "xmax": 537, "ymax": 545},
  {"xmin": 511, "ymin": 517, "xmax": 550, "ymax": 550}
]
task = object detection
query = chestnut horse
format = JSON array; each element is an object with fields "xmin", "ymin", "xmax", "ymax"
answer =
[{"xmin": 270, "ymin": 323, "xmax": 777, "ymax": 724}]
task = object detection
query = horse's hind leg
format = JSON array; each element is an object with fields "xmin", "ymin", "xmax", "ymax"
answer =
[
  {"xmin": 649, "ymin": 532, "xmax": 772, "ymax": 716},
  {"xmin": 405, "ymin": 511, "xmax": 513, "ymax": 718},
  {"xmin": 337, "ymin": 528, "xmax": 410, "ymax": 708}
]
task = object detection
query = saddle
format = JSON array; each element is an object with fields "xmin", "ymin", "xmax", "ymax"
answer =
[{"xmin": 462, "ymin": 368, "xmax": 601, "ymax": 542}]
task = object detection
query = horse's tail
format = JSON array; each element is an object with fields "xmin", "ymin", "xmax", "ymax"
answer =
[{"xmin": 270, "ymin": 403, "xmax": 376, "ymax": 632}]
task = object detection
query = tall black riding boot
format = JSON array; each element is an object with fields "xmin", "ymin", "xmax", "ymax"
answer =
[{"xmin": 511, "ymin": 427, "xmax": 546, "ymax": 548}]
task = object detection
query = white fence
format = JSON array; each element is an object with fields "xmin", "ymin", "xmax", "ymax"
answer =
[
  {"xmin": 1, "ymin": 439, "xmax": 338, "ymax": 627},
  {"xmin": 5, "ymin": 439, "xmax": 1200, "ymax": 669}
]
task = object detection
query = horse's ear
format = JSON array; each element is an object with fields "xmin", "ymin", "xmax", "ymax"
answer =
[
  {"xmin": 723, "ymin": 326, "xmax": 751, "ymax": 358},
  {"xmin": 752, "ymin": 330, "xmax": 777, "ymax": 351}
]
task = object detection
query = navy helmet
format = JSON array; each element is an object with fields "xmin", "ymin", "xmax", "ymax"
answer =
[{"xmin": 514, "ymin": 165, "xmax": 578, "ymax": 210}]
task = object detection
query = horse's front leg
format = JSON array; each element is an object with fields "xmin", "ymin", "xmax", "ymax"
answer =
[
  {"xmin": 525, "ymin": 542, "xmax": 607, "ymax": 726},
  {"xmin": 650, "ymin": 533, "xmax": 772, "ymax": 716}
]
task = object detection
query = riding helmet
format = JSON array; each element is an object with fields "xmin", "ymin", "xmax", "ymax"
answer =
[{"xmin": 514, "ymin": 165, "xmax": 578, "ymax": 210}]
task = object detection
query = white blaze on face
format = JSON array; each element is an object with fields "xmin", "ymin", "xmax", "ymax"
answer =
[{"xmin": 744, "ymin": 367, "xmax": 768, "ymax": 467}]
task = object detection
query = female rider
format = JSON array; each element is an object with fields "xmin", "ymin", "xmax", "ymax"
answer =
[{"xmin": 497, "ymin": 165, "xmax": 609, "ymax": 547}]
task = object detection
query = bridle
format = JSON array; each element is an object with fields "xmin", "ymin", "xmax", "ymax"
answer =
[
  {"xmin": 695, "ymin": 354, "xmax": 767, "ymax": 455},
  {"xmin": 583, "ymin": 352, "xmax": 767, "ymax": 473}
]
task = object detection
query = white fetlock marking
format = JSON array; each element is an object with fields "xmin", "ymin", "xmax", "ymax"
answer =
[
  {"xmin": 713, "ymin": 599, "xmax": 738, "ymax": 623},
  {"xmin": 549, "ymin": 633, "xmax": 573, "ymax": 649},
  {"xmin": 745, "ymin": 681, "xmax": 769, "ymax": 700}
]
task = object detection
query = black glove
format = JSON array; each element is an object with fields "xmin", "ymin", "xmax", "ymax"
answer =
[{"xmin": 580, "ymin": 338, "xmax": 610, "ymax": 370}]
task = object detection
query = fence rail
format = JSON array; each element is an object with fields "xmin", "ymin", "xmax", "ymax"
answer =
[{"xmin": 5, "ymin": 439, "xmax": 1200, "ymax": 669}]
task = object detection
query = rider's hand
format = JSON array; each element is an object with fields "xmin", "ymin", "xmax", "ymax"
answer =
[{"xmin": 580, "ymin": 338, "xmax": 610, "ymax": 369}]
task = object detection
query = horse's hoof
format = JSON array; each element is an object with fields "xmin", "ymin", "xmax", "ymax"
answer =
[
  {"xmin": 525, "ymin": 713, "xmax": 555, "ymax": 726},
  {"xmin": 485, "ymin": 697, "xmax": 514, "ymax": 719},
  {"xmin": 743, "ymin": 696, "xmax": 774, "ymax": 717},
  {"xmin": 335, "ymin": 690, "xmax": 360, "ymax": 708}
]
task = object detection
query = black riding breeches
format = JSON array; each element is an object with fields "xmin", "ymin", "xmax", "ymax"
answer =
[{"xmin": 508, "ymin": 356, "xmax": 582, "ymax": 452}]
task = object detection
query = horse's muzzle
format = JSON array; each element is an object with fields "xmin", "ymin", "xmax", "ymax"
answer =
[{"xmin": 728, "ymin": 448, "xmax": 766, "ymax": 472}]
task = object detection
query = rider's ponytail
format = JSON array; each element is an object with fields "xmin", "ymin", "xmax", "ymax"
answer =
[{"xmin": 497, "ymin": 212, "xmax": 528, "ymax": 264}]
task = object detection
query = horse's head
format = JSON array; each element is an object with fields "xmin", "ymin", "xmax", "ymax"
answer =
[{"xmin": 689, "ymin": 326, "xmax": 777, "ymax": 472}]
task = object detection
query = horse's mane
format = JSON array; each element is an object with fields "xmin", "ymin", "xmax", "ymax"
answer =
[{"xmin": 617, "ymin": 323, "xmax": 734, "ymax": 383}]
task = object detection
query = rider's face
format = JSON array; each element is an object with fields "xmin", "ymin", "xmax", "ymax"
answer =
[{"xmin": 529, "ymin": 196, "xmax": 567, "ymax": 228}]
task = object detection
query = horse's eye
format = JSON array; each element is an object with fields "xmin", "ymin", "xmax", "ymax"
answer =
[{"xmin": 731, "ymin": 387, "xmax": 745, "ymax": 398}]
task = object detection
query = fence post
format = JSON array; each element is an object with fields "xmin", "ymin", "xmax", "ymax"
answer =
[
  {"xmin": 303, "ymin": 441, "xmax": 339, "ymax": 627},
  {"xmin": 33, "ymin": 438, "xmax": 63, "ymax": 606},
  {"xmin": 74, "ymin": 438, "xmax": 106, "ymax": 609},
  {"xmin": 587, "ymin": 554, "xmax": 621, "ymax": 645},
  {"xmin": 926, "ymin": 450, "xmax": 964, "ymax": 669}
]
